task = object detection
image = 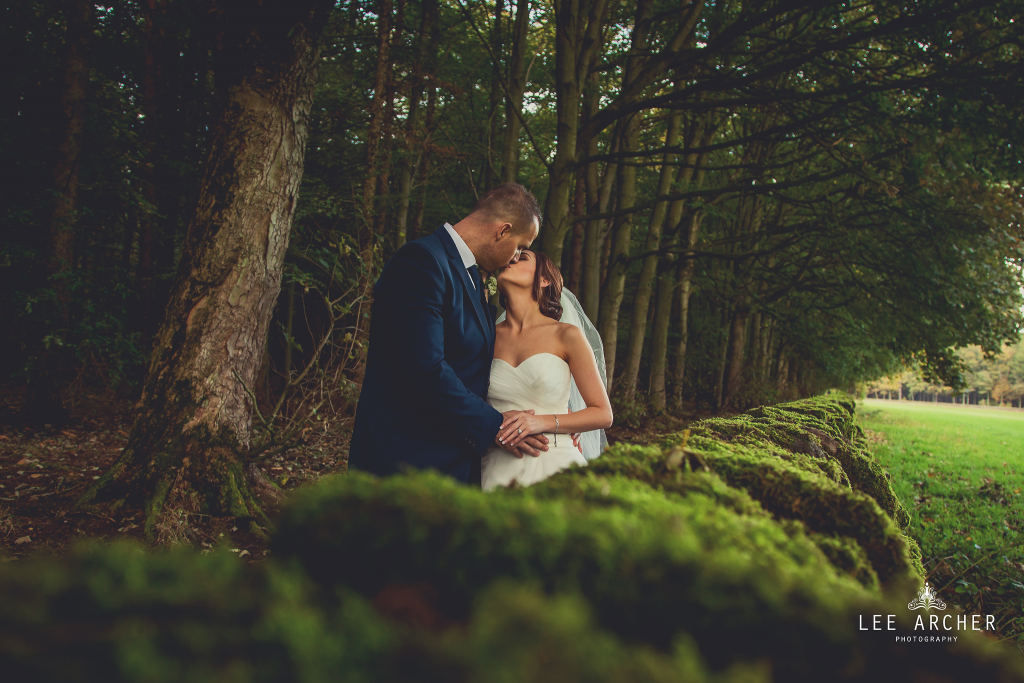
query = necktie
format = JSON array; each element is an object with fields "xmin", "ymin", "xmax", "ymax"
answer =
[{"xmin": 468, "ymin": 264, "xmax": 489, "ymax": 312}]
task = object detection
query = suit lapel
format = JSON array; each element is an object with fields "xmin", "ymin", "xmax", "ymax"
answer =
[
  {"xmin": 435, "ymin": 226, "xmax": 491, "ymax": 343},
  {"xmin": 454, "ymin": 255, "xmax": 491, "ymax": 342}
]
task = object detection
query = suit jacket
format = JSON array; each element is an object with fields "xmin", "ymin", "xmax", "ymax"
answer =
[{"xmin": 348, "ymin": 225, "xmax": 504, "ymax": 482}]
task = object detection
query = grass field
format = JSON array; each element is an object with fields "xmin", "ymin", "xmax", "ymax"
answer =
[{"xmin": 857, "ymin": 399, "xmax": 1024, "ymax": 643}]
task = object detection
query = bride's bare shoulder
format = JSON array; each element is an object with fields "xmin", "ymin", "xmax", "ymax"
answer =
[{"xmin": 553, "ymin": 321, "xmax": 585, "ymax": 344}]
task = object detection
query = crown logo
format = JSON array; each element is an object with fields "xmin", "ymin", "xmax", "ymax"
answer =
[{"xmin": 908, "ymin": 582, "xmax": 946, "ymax": 611}]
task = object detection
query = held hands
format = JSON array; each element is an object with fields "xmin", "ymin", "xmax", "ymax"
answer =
[
  {"xmin": 497, "ymin": 410, "xmax": 548, "ymax": 459},
  {"xmin": 497, "ymin": 408, "xmax": 583, "ymax": 456}
]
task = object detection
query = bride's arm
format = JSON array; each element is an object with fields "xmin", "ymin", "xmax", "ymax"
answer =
[{"xmin": 497, "ymin": 326, "xmax": 612, "ymax": 448}]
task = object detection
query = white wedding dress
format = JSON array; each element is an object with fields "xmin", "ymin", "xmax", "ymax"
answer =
[{"xmin": 480, "ymin": 352, "xmax": 588, "ymax": 491}]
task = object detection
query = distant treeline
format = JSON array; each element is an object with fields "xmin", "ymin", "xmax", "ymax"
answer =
[{"xmin": 866, "ymin": 337, "xmax": 1024, "ymax": 408}]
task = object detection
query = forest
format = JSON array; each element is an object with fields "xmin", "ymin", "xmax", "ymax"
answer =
[
  {"xmin": 3, "ymin": 1, "xmax": 1024, "ymax": 678},
  {"xmin": 5, "ymin": 0, "xmax": 1023, "ymax": 417}
]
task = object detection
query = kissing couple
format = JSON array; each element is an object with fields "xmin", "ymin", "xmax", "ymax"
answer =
[{"xmin": 349, "ymin": 183, "xmax": 612, "ymax": 491}]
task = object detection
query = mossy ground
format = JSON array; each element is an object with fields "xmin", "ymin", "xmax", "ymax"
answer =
[{"xmin": 2, "ymin": 394, "xmax": 1023, "ymax": 681}]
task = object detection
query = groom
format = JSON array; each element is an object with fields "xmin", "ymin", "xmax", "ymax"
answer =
[{"xmin": 349, "ymin": 183, "xmax": 551, "ymax": 483}]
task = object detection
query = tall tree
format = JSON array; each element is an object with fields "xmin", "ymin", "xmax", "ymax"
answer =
[{"xmin": 80, "ymin": 0, "xmax": 335, "ymax": 538}]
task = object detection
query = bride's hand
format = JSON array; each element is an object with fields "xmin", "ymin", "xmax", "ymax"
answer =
[{"xmin": 498, "ymin": 411, "xmax": 551, "ymax": 449}]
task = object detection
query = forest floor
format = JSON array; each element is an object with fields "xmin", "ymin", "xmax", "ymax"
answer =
[
  {"xmin": 857, "ymin": 399, "xmax": 1024, "ymax": 646},
  {"xmin": 0, "ymin": 382, "xmax": 699, "ymax": 561}
]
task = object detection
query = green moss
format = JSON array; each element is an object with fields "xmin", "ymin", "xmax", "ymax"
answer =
[
  {"xmin": 0, "ymin": 543, "xmax": 762, "ymax": 683},
  {"xmin": 600, "ymin": 396, "xmax": 922, "ymax": 590}
]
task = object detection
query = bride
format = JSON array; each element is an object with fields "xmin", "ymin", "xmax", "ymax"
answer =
[{"xmin": 481, "ymin": 249, "xmax": 613, "ymax": 491}]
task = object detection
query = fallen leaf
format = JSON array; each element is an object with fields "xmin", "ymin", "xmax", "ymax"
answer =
[
  {"xmin": 14, "ymin": 536, "xmax": 31, "ymax": 545},
  {"xmin": 16, "ymin": 459, "xmax": 30, "ymax": 466},
  {"xmin": 238, "ymin": 550, "xmax": 250, "ymax": 558},
  {"xmin": 29, "ymin": 474, "xmax": 42, "ymax": 479}
]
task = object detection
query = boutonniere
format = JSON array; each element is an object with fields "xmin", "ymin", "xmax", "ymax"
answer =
[{"xmin": 486, "ymin": 275, "xmax": 498, "ymax": 297}]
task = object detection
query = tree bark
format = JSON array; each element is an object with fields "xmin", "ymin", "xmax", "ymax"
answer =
[
  {"xmin": 79, "ymin": 0, "xmax": 334, "ymax": 539},
  {"xmin": 395, "ymin": 0, "xmax": 437, "ymax": 249},
  {"xmin": 540, "ymin": 0, "xmax": 608, "ymax": 264},
  {"xmin": 721, "ymin": 304, "xmax": 749, "ymax": 409},
  {"xmin": 484, "ymin": 0, "xmax": 504, "ymax": 190},
  {"xmin": 361, "ymin": 0, "xmax": 392, "ymax": 259},
  {"xmin": 581, "ymin": 105, "xmax": 616, "ymax": 321},
  {"xmin": 619, "ymin": 109, "xmax": 682, "ymax": 402},
  {"xmin": 22, "ymin": 0, "xmax": 92, "ymax": 425},
  {"xmin": 568, "ymin": 171, "xmax": 585, "ymax": 293},
  {"xmin": 499, "ymin": 0, "xmax": 529, "ymax": 183},
  {"xmin": 596, "ymin": 0, "xmax": 653, "ymax": 391}
]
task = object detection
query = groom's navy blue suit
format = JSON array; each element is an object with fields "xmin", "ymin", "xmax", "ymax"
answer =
[{"xmin": 348, "ymin": 225, "xmax": 504, "ymax": 482}]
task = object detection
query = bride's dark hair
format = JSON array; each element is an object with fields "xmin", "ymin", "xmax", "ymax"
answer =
[{"xmin": 499, "ymin": 249, "xmax": 563, "ymax": 320}]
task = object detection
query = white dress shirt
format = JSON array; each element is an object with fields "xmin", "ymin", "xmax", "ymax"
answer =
[{"xmin": 444, "ymin": 222, "xmax": 478, "ymax": 289}]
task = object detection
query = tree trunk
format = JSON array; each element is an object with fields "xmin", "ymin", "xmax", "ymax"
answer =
[
  {"xmin": 373, "ymin": 0, "xmax": 405, "ymax": 243},
  {"xmin": 647, "ymin": 260, "xmax": 674, "ymax": 411},
  {"xmin": 361, "ymin": 0, "xmax": 392, "ymax": 260},
  {"xmin": 484, "ymin": 0, "xmax": 504, "ymax": 190},
  {"xmin": 395, "ymin": 0, "xmax": 437, "ymax": 249},
  {"xmin": 712, "ymin": 305, "xmax": 730, "ymax": 409},
  {"xmin": 619, "ymin": 110, "xmax": 682, "ymax": 402},
  {"xmin": 22, "ymin": 0, "xmax": 92, "ymax": 425},
  {"xmin": 500, "ymin": 0, "xmax": 529, "ymax": 183},
  {"xmin": 596, "ymin": 0, "xmax": 653, "ymax": 390},
  {"xmin": 568, "ymin": 172, "xmax": 585, "ymax": 293},
  {"xmin": 670, "ymin": 212, "xmax": 703, "ymax": 409},
  {"xmin": 79, "ymin": 0, "xmax": 333, "ymax": 539},
  {"xmin": 411, "ymin": 83, "xmax": 437, "ymax": 239},
  {"xmin": 410, "ymin": 6, "xmax": 440, "ymax": 242},
  {"xmin": 540, "ymin": 0, "xmax": 608, "ymax": 264},
  {"xmin": 721, "ymin": 305, "xmax": 749, "ymax": 409},
  {"xmin": 581, "ymin": 109, "xmax": 616, "ymax": 320}
]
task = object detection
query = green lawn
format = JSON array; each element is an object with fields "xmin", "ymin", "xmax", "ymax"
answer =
[{"xmin": 857, "ymin": 399, "xmax": 1024, "ymax": 643}]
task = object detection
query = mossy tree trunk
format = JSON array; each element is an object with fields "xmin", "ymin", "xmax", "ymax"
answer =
[{"xmin": 79, "ymin": 0, "xmax": 334, "ymax": 538}]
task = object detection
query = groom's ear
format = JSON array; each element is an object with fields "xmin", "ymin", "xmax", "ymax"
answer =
[{"xmin": 497, "ymin": 222, "xmax": 513, "ymax": 239}]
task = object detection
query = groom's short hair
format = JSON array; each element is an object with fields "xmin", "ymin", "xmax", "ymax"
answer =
[{"xmin": 470, "ymin": 183, "xmax": 542, "ymax": 234}]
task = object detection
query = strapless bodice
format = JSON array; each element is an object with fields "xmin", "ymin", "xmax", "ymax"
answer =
[
  {"xmin": 481, "ymin": 351, "xmax": 585, "ymax": 492},
  {"xmin": 485, "ymin": 353, "xmax": 571, "ymax": 415}
]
